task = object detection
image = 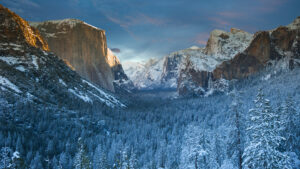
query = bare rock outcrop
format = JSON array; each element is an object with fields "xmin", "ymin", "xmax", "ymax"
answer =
[{"xmin": 31, "ymin": 19, "xmax": 116, "ymax": 91}]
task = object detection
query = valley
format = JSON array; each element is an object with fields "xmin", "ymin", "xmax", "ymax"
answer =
[{"xmin": 0, "ymin": 3, "xmax": 299, "ymax": 169}]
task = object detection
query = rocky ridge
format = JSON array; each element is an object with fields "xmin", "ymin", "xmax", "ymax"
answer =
[
  {"xmin": 179, "ymin": 17, "xmax": 300, "ymax": 96},
  {"xmin": 124, "ymin": 27, "xmax": 253, "ymax": 92},
  {"xmin": 0, "ymin": 5, "xmax": 125, "ymax": 108},
  {"xmin": 125, "ymin": 17, "xmax": 300, "ymax": 96}
]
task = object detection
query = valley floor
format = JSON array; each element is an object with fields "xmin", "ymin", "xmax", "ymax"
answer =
[{"xmin": 1, "ymin": 68, "xmax": 300, "ymax": 169}]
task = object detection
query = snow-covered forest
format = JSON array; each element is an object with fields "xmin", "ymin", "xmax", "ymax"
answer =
[{"xmin": 1, "ymin": 68, "xmax": 300, "ymax": 169}]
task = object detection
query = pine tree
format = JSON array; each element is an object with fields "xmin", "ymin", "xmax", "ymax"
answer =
[
  {"xmin": 52, "ymin": 156, "xmax": 60, "ymax": 169},
  {"xmin": 242, "ymin": 89, "xmax": 291, "ymax": 169},
  {"xmin": 93, "ymin": 144, "xmax": 108, "ymax": 169},
  {"xmin": 59, "ymin": 152, "xmax": 68, "ymax": 169},
  {"xmin": 121, "ymin": 148, "xmax": 129, "ymax": 169},
  {"xmin": 129, "ymin": 149, "xmax": 138, "ymax": 169},
  {"xmin": 229, "ymin": 90, "xmax": 243, "ymax": 169},
  {"xmin": 11, "ymin": 151, "xmax": 26, "ymax": 169},
  {"xmin": 73, "ymin": 138, "xmax": 91, "ymax": 169},
  {"xmin": 30, "ymin": 152, "xmax": 43, "ymax": 169},
  {"xmin": 0, "ymin": 147, "xmax": 12, "ymax": 169},
  {"xmin": 281, "ymin": 96, "xmax": 299, "ymax": 152}
]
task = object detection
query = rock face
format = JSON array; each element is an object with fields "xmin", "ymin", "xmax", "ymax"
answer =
[
  {"xmin": 107, "ymin": 48, "xmax": 134, "ymax": 93},
  {"xmin": 124, "ymin": 27, "xmax": 253, "ymax": 92},
  {"xmin": 30, "ymin": 19, "xmax": 131, "ymax": 92},
  {"xmin": 120, "ymin": 17, "xmax": 300, "ymax": 96},
  {"xmin": 178, "ymin": 17, "xmax": 300, "ymax": 96},
  {"xmin": 0, "ymin": 5, "xmax": 125, "ymax": 108},
  {"xmin": 0, "ymin": 5, "xmax": 49, "ymax": 51}
]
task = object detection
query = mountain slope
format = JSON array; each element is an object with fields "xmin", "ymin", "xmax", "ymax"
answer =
[
  {"xmin": 125, "ymin": 17, "xmax": 299, "ymax": 96},
  {"xmin": 0, "ymin": 4, "xmax": 124, "ymax": 108},
  {"xmin": 30, "ymin": 19, "xmax": 132, "ymax": 93},
  {"xmin": 179, "ymin": 17, "xmax": 300, "ymax": 96},
  {"xmin": 124, "ymin": 28, "xmax": 253, "ymax": 91}
]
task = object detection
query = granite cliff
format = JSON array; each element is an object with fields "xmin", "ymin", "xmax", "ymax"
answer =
[
  {"xmin": 0, "ymin": 4, "xmax": 125, "ymax": 108},
  {"xmin": 178, "ymin": 17, "xmax": 300, "ymax": 96},
  {"xmin": 31, "ymin": 19, "xmax": 132, "ymax": 93}
]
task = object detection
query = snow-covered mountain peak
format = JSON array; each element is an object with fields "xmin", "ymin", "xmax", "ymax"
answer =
[
  {"xmin": 287, "ymin": 16, "xmax": 300, "ymax": 30},
  {"xmin": 189, "ymin": 46, "xmax": 201, "ymax": 50},
  {"xmin": 125, "ymin": 28, "xmax": 253, "ymax": 90},
  {"xmin": 205, "ymin": 28, "xmax": 253, "ymax": 58}
]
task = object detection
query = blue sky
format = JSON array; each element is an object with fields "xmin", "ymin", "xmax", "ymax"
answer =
[{"xmin": 1, "ymin": 0, "xmax": 300, "ymax": 62}]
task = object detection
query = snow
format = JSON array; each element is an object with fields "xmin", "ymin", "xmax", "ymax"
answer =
[
  {"xmin": 0, "ymin": 55, "xmax": 39, "ymax": 70},
  {"xmin": 68, "ymin": 88, "xmax": 92, "ymax": 103},
  {"xmin": 262, "ymin": 74, "xmax": 271, "ymax": 81},
  {"xmin": 0, "ymin": 76, "xmax": 21, "ymax": 93},
  {"xmin": 0, "ymin": 43, "xmax": 23, "ymax": 51},
  {"xmin": 15, "ymin": 65, "xmax": 26, "ymax": 72},
  {"xmin": 220, "ymin": 160, "xmax": 237, "ymax": 169},
  {"xmin": 189, "ymin": 45, "xmax": 201, "ymax": 50},
  {"xmin": 42, "ymin": 51, "xmax": 48, "ymax": 56},
  {"xmin": 125, "ymin": 28, "xmax": 253, "ymax": 91},
  {"xmin": 287, "ymin": 17, "xmax": 300, "ymax": 30},
  {"xmin": 31, "ymin": 19, "xmax": 103, "ymax": 31},
  {"xmin": 31, "ymin": 55, "xmax": 39, "ymax": 69},
  {"xmin": 123, "ymin": 61, "xmax": 146, "ymax": 80},
  {"xmin": 12, "ymin": 151, "xmax": 20, "ymax": 159},
  {"xmin": 59, "ymin": 79, "xmax": 67, "ymax": 86},
  {"xmin": 0, "ymin": 56, "xmax": 21, "ymax": 65},
  {"xmin": 83, "ymin": 22, "xmax": 103, "ymax": 31},
  {"xmin": 82, "ymin": 80, "xmax": 126, "ymax": 108}
]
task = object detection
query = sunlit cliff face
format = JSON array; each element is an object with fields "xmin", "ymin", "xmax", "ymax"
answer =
[
  {"xmin": 0, "ymin": 5, "xmax": 49, "ymax": 51},
  {"xmin": 107, "ymin": 48, "xmax": 121, "ymax": 68},
  {"xmin": 30, "ymin": 19, "xmax": 116, "ymax": 92}
]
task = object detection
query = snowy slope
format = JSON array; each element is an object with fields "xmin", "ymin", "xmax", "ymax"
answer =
[
  {"xmin": 188, "ymin": 28, "xmax": 253, "ymax": 72},
  {"xmin": 0, "ymin": 50, "xmax": 125, "ymax": 108},
  {"xmin": 0, "ymin": 6, "xmax": 125, "ymax": 108},
  {"xmin": 124, "ymin": 28, "xmax": 253, "ymax": 91},
  {"xmin": 123, "ymin": 59, "xmax": 164, "ymax": 90}
]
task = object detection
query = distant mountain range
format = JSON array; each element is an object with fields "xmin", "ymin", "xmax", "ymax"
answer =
[{"xmin": 124, "ymin": 17, "xmax": 300, "ymax": 96}]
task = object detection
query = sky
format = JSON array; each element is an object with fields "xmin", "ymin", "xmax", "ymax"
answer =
[{"xmin": 1, "ymin": 0, "xmax": 300, "ymax": 62}]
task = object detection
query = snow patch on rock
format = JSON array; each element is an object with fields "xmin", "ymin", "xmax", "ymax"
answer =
[
  {"xmin": 0, "ymin": 76, "xmax": 21, "ymax": 93},
  {"xmin": 68, "ymin": 88, "xmax": 92, "ymax": 103}
]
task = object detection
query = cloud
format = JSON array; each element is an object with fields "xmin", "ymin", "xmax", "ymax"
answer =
[
  {"xmin": 105, "ymin": 13, "xmax": 165, "ymax": 28},
  {"xmin": 257, "ymin": 0, "xmax": 289, "ymax": 13},
  {"xmin": 21, "ymin": 0, "xmax": 40, "ymax": 8},
  {"xmin": 193, "ymin": 32, "xmax": 210, "ymax": 46},
  {"xmin": 110, "ymin": 48, "xmax": 121, "ymax": 53},
  {"xmin": 218, "ymin": 11, "xmax": 243, "ymax": 19},
  {"xmin": 209, "ymin": 17, "xmax": 231, "ymax": 28},
  {"xmin": 1, "ymin": 0, "xmax": 40, "ymax": 8}
]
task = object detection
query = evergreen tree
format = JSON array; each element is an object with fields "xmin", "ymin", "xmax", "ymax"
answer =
[
  {"xmin": 0, "ymin": 147, "xmax": 12, "ymax": 169},
  {"xmin": 93, "ymin": 144, "xmax": 108, "ymax": 169},
  {"xmin": 281, "ymin": 96, "xmax": 300, "ymax": 153},
  {"xmin": 52, "ymin": 156, "xmax": 60, "ymax": 169},
  {"xmin": 229, "ymin": 90, "xmax": 243, "ymax": 169},
  {"xmin": 242, "ymin": 89, "xmax": 291, "ymax": 169},
  {"xmin": 30, "ymin": 152, "xmax": 43, "ymax": 169},
  {"xmin": 11, "ymin": 151, "xmax": 26, "ymax": 169},
  {"xmin": 129, "ymin": 149, "xmax": 138, "ymax": 169},
  {"xmin": 59, "ymin": 152, "xmax": 68, "ymax": 169},
  {"xmin": 73, "ymin": 138, "xmax": 91, "ymax": 169}
]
